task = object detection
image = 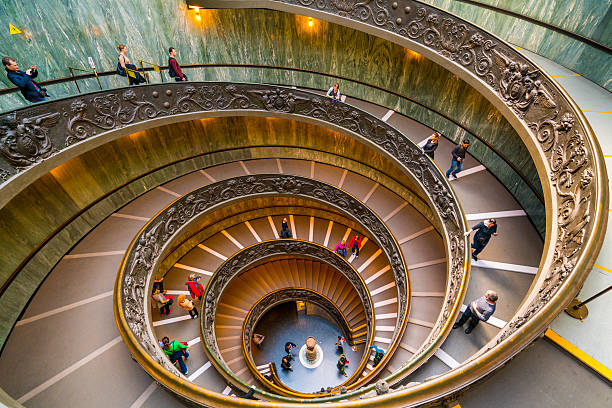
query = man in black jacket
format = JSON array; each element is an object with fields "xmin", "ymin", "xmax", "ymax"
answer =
[
  {"xmin": 3, "ymin": 57, "xmax": 48, "ymax": 103},
  {"xmin": 445, "ymin": 139, "xmax": 470, "ymax": 180}
]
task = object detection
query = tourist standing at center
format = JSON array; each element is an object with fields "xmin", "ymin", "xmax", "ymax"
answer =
[{"xmin": 446, "ymin": 139, "xmax": 470, "ymax": 180}]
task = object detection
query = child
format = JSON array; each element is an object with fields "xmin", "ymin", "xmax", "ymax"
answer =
[{"xmin": 334, "ymin": 240, "xmax": 347, "ymax": 258}]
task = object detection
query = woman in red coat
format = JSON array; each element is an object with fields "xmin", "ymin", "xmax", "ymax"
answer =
[
  {"xmin": 185, "ymin": 273, "xmax": 204, "ymax": 300},
  {"xmin": 349, "ymin": 234, "xmax": 362, "ymax": 258}
]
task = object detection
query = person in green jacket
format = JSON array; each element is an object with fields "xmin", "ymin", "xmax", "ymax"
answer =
[{"xmin": 161, "ymin": 336, "xmax": 190, "ymax": 375}]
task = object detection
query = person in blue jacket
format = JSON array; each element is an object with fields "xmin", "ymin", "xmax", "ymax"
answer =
[{"xmin": 2, "ymin": 57, "xmax": 48, "ymax": 103}]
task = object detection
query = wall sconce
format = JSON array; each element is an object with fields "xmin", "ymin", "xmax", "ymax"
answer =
[{"xmin": 189, "ymin": 5, "xmax": 202, "ymax": 21}]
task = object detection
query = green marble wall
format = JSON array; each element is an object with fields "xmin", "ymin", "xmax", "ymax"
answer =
[
  {"xmin": 422, "ymin": 0, "xmax": 612, "ymax": 90},
  {"xmin": 0, "ymin": 3, "xmax": 544, "ymax": 232}
]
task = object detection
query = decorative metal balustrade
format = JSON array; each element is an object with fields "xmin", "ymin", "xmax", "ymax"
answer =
[{"xmin": 201, "ymin": 239, "xmax": 375, "ymax": 396}]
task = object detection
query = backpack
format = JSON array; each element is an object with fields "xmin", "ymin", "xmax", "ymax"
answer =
[
  {"xmin": 168, "ymin": 58, "xmax": 177, "ymax": 78},
  {"xmin": 116, "ymin": 59, "xmax": 126, "ymax": 76},
  {"xmin": 373, "ymin": 351, "xmax": 384, "ymax": 367}
]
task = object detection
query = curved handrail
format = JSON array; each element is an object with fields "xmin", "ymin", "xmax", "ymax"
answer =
[
  {"xmin": 200, "ymin": 239, "xmax": 375, "ymax": 395},
  {"xmin": 0, "ymin": 63, "xmax": 543, "ymax": 206},
  {"xmin": 241, "ymin": 287, "xmax": 369, "ymax": 396},
  {"xmin": 194, "ymin": 0, "xmax": 609, "ymax": 402},
  {"xmin": 0, "ymin": 80, "xmax": 467, "ymax": 405},
  {"xmin": 110, "ymin": 91, "xmax": 467, "ymax": 403}
]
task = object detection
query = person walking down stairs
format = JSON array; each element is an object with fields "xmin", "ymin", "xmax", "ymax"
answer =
[
  {"xmin": 453, "ymin": 290, "xmax": 498, "ymax": 334},
  {"xmin": 280, "ymin": 218, "xmax": 293, "ymax": 238},
  {"xmin": 161, "ymin": 336, "xmax": 190, "ymax": 375},
  {"xmin": 185, "ymin": 273, "xmax": 204, "ymax": 300},
  {"xmin": 152, "ymin": 288, "xmax": 173, "ymax": 316},
  {"xmin": 349, "ymin": 234, "xmax": 362, "ymax": 258},
  {"xmin": 177, "ymin": 294, "xmax": 198, "ymax": 319}
]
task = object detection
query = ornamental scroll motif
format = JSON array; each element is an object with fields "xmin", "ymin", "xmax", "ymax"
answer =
[
  {"xmin": 203, "ymin": 240, "xmax": 374, "ymax": 363},
  {"xmin": 119, "ymin": 174, "xmax": 417, "ymax": 377},
  {"xmin": 271, "ymin": 0, "xmax": 599, "ymax": 368}
]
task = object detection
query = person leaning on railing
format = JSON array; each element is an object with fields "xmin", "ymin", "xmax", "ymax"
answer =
[
  {"xmin": 2, "ymin": 56, "xmax": 49, "ymax": 103},
  {"xmin": 168, "ymin": 47, "xmax": 187, "ymax": 81},
  {"xmin": 116, "ymin": 44, "xmax": 146, "ymax": 85}
]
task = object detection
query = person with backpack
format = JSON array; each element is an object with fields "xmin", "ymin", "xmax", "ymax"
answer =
[
  {"xmin": 116, "ymin": 44, "xmax": 146, "ymax": 85},
  {"xmin": 369, "ymin": 344, "xmax": 385, "ymax": 367},
  {"xmin": 168, "ymin": 47, "xmax": 187, "ymax": 81},
  {"xmin": 337, "ymin": 354, "xmax": 349, "ymax": 377},
  {"xmin": 185, "ymin": 273, "xmax": 204, "ymax": 300},
  {"xmin": 161, "ymin": 336, "xmax": 190, "ymax": 375}
]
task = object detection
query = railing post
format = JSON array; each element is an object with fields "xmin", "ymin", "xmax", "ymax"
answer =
[
  {"xmin": 68, "ymin": 67, "xmax": 81, "ymax": 93},
  {"xmin": 93, "ymin": 69, "xmax": 102, "ymax": 90}
]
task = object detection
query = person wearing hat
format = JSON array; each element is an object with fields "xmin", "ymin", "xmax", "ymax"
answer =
[
  {"xmin": 453, "ymin": 290, "xmax": 498, "ymax": 334},
  {"xmin": 446, "ymin": 139, "xmax": 470, "ymax": 180},
  {"xmin": 464, "ymin": 218, "xmax": 498, "ymax": 261}
]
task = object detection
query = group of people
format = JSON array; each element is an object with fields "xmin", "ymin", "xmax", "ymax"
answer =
[
  {"xmin": 333, "ymin": 234, "xmax": 362, "ymax": 259},
  {"xmin": 422, "ymin": 132, "xmax": 500, "ymax": 260},
  {"xmin": 152, "ymin": 273, "xmax": 204, "ymax": 318},
  {"xmin": 3, "ymin": 45, "xmax": 189, "ymax": 103}
]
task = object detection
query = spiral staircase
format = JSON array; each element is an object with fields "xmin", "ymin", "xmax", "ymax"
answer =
[{"xmin": 0, "ymin": 1, "xmax": 610, "ymax": 408}]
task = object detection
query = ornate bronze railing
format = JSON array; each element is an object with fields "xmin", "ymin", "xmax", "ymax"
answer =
[
  {"xmin": 110, "ymin": 93, "xmax": 467, "ymax": 403},
  {"xmin": 186, "ymin": 0, "xmax": 609, "ymax": 403},
  {"xmin": 242, "ymin": 287, "xmax": 369, "ymax": 395},
  {"xmin": 200, "ymin": 239, "xmax": 375, "ymax": 396},
  {"xmin": 3, "ymin": 82, "xmax": 464, "ymax": 405}
]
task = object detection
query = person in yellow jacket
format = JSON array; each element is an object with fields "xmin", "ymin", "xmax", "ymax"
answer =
[{"xmin": 177, "ymin": 294, "xmax": 198, "ymax": 319}]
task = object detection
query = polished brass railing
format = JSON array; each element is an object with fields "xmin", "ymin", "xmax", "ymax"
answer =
[
  {"xmin": 188, "ymin": 0, "xmax": 609, "ymax": 403},
  {"xmin": 199, "ymin": 238, "xmax": 376, "ymax": 397},
  {"xmin": 241, "ymin": 286, "xmax": 370, "ymax": 396}
]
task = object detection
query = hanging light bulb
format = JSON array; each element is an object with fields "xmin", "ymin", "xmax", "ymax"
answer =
[
  {"xmin": 195, "ymin": 11, "xmax": 201, "ymax": 21},
  {"xmin": 308, "ymin": 17, "xmax": 314, "ymax": 27}
]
